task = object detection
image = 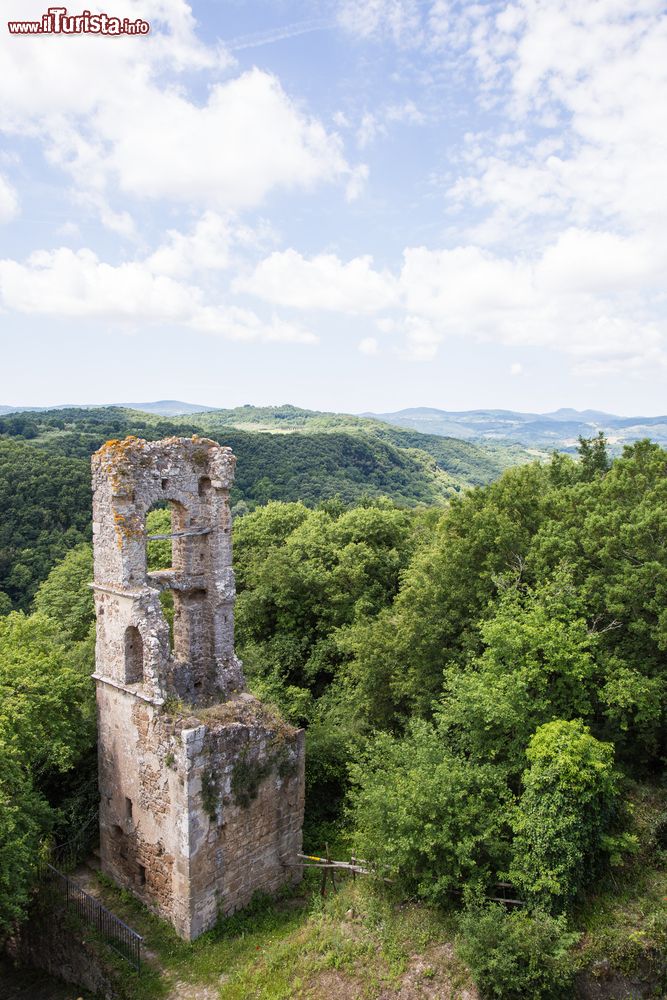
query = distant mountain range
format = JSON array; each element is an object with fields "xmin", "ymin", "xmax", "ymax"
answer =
[
  {"xmin": 1, "ymin": 400, "xmax": 666, "ymax": 450},
  {"xmin": 0, "ymin": 399, "xmax": 213, "ymax": 417},
  {"xmin": 362, "ymin": 407, "xmax": 667, "ymax": 450}
]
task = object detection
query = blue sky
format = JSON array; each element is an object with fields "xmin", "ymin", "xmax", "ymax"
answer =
[{"xmin": 1, "ymin": 0, "xmax": 666, "ymax": 414}]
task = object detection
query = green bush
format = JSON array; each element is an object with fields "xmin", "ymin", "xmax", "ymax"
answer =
[
  {"xmin": 457, "ymin": 904, "xmax": 579, "ymax": 999},
  {"xmin": 349, "ymin": 719, "xmax": 512, "ymax": 903},
  {"xmin": 509, "ymin": 720, "xmax": 624, "ymax": 908}
]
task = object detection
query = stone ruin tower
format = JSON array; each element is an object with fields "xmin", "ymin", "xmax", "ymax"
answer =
[{"xmin": 91, "ymin": 436, "xmax": 305, "ymax": 941}]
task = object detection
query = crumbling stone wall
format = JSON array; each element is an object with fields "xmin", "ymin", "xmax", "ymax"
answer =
[{"xmin": 92, "ymin": 436, "xmax": 305, "ymax": 941}]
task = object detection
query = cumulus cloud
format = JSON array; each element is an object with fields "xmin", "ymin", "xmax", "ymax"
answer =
[
  {"xmin": 448, "ymin": 0, "xmax": 667, "ymax": 238},
  {"xmin": 236, "ymin": 249, "xmax": 398, "ymax": 314},
  {"xmin": 235, "ymin": 226, "xmax": 667, "ymax": 371},
  {"xmin": 0, "ymin": 1, "xmax": 354, "ymax": 221},
  {"xmin": 331, "ymin": 0, "xmax": 667, "ymax": 374},
  {"xmin": 96, "ymin": 69, "xmax": 348, "ymax": 208},
  {"xmin": 145, "ymin": 212, "xmax": 264, "ymax": 278},
  {"xmin": 396, "ymin": 237, "xmax": 667, "ymax": 369},
  {"xmin": 0, "ymin": 246, "xmax": 316, "ymax": 344}
]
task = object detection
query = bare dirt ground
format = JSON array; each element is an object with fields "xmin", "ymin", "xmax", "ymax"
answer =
[{"xmin": 304, "ymin": 943, "xmax": 479, "ymax": 1000}]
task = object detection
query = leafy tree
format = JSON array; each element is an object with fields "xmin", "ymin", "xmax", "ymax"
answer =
[
  {"xmin": 529, "ymin": 440, "xmax": 667, "ymax": 763},
  {"xmin": 349, "ymin": 719, "xmax": 512, "ymax": 903},
  {"xmin": 33, "ymin": 543, "xmax": 94, "ymax": 641},
  {"xmin": 0, "ymin": 743, "xmax": 50, "ymax": 935},
  {"xmin": 0, "ymin": 441, "xmax": 91, "ymax": 609},
  {"xmin": 343, "ymin": 462, "xmax": 553, "ymax": 727},
  {"xmin": 0, "ymin": 612, "xmax": 94, "ymax": 935},
  {"xmin": 577, "ymin": 431, "xmax": 611, "ymax": 480},
  {"xmin": 439, "ymin": 570, "xmax": 598, "ymax": 777},
  {"xmin": 235, "ymin": 500, "xmax": 418, "ymax": 701},
  {"xmin": 146, "ymin": 507, "xmax": 172, "ymax": 571},
  {"xmin": 0, "ymin": 612, "xmax": 92, "ymax": 768},
  {"xmin": 508, "ymin": 720, "xmax": 626, "ymax": 908}
]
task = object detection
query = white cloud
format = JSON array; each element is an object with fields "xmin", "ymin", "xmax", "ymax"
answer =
[
  {"xmin": 358, "ymin": 337, "xmax": 380, "ymax": 355},
  {"xmin": 346, "ymin": 164, "xmax": 370, "ymax": 201},
  {"xmin": 399, "ymin": 316, "xmax": 442, "ymax": 362},
  {"xmin": 396, "ymin": 238, "xmax": 667, "ymax": 370},
  {"xmin": 236, "ymin": 249, "xmax": 398, "ymax": 314},
  {"xmin": 96, "ymin": 69, "xmax": 349, "ymax": 209},
  {"xmin": 0, "ymin": 246, "xmax": 316, "ymax": 344},
  {"xmin": 0, "ymin": 3, "xmax": 355, "ymax": 220},
  {"xmin": 235, "ymin": 226, "xmax": 667, "ymax": 370},
  {"xmin": 337, "ymin": 0, "xmax": 423, "ymax": 46},
  {"xmin": 0, "ymin": 174, "xmax": 19, "ymax": 223},
  {"xmin": 364, "ymin": 0, "xmax": 667, "ymax": 374},
  {"xmin": 449, "ymin": 1, "xmax": 667, "ymax": 238},
  {"xmin": 355, "ymin": 101, "xmax": 425, "ymax": 150},
  {"xmin": 510, "ymin": 362, "xmax": 523, "ymax": 376},
  {"xmin": 357, "ymin": 113, "xmax": 383, "ymax": 149},
  {"xmin": 536, "ymin": 229, "xmax": 657, "ymax": 295},
  {"xmin": 146, "ymin": 212, "xmax": 252, "ymax": 278},
  {"xmin": 0, "ymin": 247, "xmax": 198, "ymax": 321},
  {"xmin": 385, "ymin": 100, "xmax": 425, "ymax": 125}
]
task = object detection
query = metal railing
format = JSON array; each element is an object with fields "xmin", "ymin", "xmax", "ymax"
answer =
[{"xmin": 41, "ymin": 863, "xmax": 143, "ymax": 971}]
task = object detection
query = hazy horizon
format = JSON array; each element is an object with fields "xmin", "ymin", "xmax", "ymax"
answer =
[{"xmin": 2, "ymin": 398, "xmax": 667, "ymax": 420}]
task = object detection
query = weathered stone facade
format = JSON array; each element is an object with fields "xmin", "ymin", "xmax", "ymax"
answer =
[{"xmin": 91, "ymin": 436, "xmax": 305, "ymax": 941}]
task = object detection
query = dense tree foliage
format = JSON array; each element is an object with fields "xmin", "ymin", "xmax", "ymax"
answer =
[
  {"xmin": 235, "ymin": 499, "xmax": 423, "ymax": 706},
  {"xmin": 0, "ymin": 441, "xmax": 91, "ymax": 609},
  {"xmin": 340, "ymin": 461, "xmax": 553, "ymax": 726},
  {"xmin": 229, "ymin": 439, "xmax": 665, "ymax": 917},
  {"xmin": 1, "ymin": 425, "xmax": 665, "ymax": 994},
  {"xmin": 32, "ymin": 543, "xmax": 94, "ymax": 642},
  {"xmin": 0, "ymin": 612, "xmax": 94, "ymax": 934},
  {"xmin": 509, "ymin": 720, "xmax": 626, "ymax": 908},
  {"xmin": 350, "ymin": 720, "xmax": 512, "ymax": 903},
  {"xmin": 0, "ymin": 405, "xmax": 525, "ymax": 612}
]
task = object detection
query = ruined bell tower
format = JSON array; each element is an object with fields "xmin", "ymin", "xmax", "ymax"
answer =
[{"xmin": 91, "ymin": 436, "xmax": 305, "ymax": 940}]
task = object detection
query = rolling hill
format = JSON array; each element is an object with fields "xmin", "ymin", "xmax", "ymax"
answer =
[
  {"xmin": 363, "ymin": 406, "xmax": 667, "ymax": 450},
  {"xmin": 0, "ymin": 404, "xmax": 538, "ymax": 608}
]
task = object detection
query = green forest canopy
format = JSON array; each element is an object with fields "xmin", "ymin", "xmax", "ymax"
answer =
[
  {"xmin": 0, "ymin": 427, "xmax": 665, "ymax": 996},
  {"xmin": 0, "ymin": 405, "xmax": 533, "ymax": 610}
]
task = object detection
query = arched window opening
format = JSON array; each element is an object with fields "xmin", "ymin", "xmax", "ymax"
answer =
[
  {"xmin": 124, "ymin": 626, "xmax": 144, "ymax": 684},
  {"xmin": 146, "ymin": 503, "xmax": 173, "ymax": 572}
]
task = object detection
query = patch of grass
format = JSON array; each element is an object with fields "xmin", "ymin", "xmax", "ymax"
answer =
[
  {"xmin": 572, "ymin": 780, "xmax": 667, "ymax": 985},
  {"xmin": 92, "ymin": 869, "xmax": 468, "ymax": 1000},
  {"xmin": 85, "ymin": 783, "xmax": 667, "ymax": 1000}
]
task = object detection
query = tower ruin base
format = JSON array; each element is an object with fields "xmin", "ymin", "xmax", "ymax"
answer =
[{"xmin": 98, "ymin": 688, "xmax": 304, "ymax": 941}]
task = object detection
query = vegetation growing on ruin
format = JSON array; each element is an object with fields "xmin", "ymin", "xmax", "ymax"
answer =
[{"xmin": 200, "ymin": 768, "xmax": 221, "ymax": 821}]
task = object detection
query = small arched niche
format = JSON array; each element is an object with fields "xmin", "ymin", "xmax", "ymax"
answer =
[{"xmin": 124, "ymin": 625, "xmax": 144, "ymax": 684}]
